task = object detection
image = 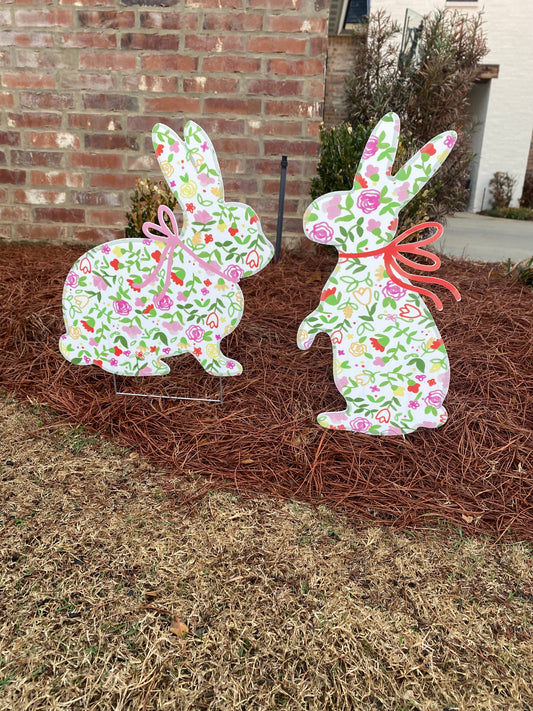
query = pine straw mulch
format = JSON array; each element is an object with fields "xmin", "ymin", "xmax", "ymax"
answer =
[
  {"xmin": 0, "ymin": 242, "xmax": 532, "ymax": 540},
  {"xmin": 1, "ymin": 396, "xmax": 532, "ymax": 711}
]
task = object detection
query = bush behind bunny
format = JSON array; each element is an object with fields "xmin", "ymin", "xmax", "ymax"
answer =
[
  {"xmin": 60, "ymin": 121, "xmax": 273, "ymax": 377},
  {"xmin": 298, "ymin": 112, "xmax": 460, "ymax": 435}
]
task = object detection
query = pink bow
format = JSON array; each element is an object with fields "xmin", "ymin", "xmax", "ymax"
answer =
[
  {"xmin": 338, "ymin": 221, "xmax": 461, "ymax": 311},
  {"xmin": 140, "ymin": 205, "xmax": 229, "ymax": 297}
]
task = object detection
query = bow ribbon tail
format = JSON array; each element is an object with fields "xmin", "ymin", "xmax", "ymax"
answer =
[
  {"xmin": 139, "ymin": 206, "xmax": 179, "ymax": 296},
  {"xmin": 384, "ymin": 254, "xmax": 461, "ymax": 311}
]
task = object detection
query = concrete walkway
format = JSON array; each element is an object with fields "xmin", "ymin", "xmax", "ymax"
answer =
[{"xmin": 436, "ymin": 212, "xmax": 533, "ymax": 263}]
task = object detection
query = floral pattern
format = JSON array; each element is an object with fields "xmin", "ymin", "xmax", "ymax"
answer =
[
  {"xmin": 298, "ymin": 112, "xmax": 459, "ymax": 436},
  {"xmin": 60, "ymin": 121, "xmax": 274, "ymax": 377}
]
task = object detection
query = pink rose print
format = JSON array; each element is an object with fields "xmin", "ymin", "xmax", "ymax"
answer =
[
  {"xmin": 367, "ymin": 219, "xmax": 381, "ymax": 232},
  {"xmin": 424, "ymin": 390, "xmax": 445, "ymax": 408},
  {"xmin": 349, "ymin": 417, "xmax": 371, "ymax": 432},
  {"xmin": 365, "ymin": 164, "xmax": 379, "ymax": 178},
  {"xmin": 66, "ymin": 271, "xmax": 79, "ymax": 288},
  {"xmin": 122, "ymin": 325, "xmax": 142, "ymax": 338},
  {"xmin": 382, "ymin": 280, "xmax": 407, "ymax": 301},
  {"xmin": 186, "ymin": 325, "xmax": 204, "ymax": 342},
  {"xmin": 362, "ymin": 134, "xmax": 379, "ymax": 160},
  {"xmin": 309, "ymin": 221, "xmax": 334, "ymax": 244},
  {"xmin": 113, "ymin": 299, "xmax": 132, "ymax": 316},
  {"xmin": 93, "ymin": 275, "xmax": 107, "ymax": 291},
  {"xmin": 195, "ymin": 209, "xmax": 213, "ymax": 224},
  {"xmin": 224, "ymin": 264, "xmax": 244, "ymax": 282},
  {"xmin": 154, "ymin": 293, "xmax": 173, "ymax": 311},
  {"xmin": 162, "ymin": 321, "xmax": 182, "ymax": 333},
  {"xmin": 356, "ymin": 190, "xmax": 381, "ymax": 214},
  {"xmin": 325, "ymin": 195, "xmax": 342, "ymax": 219},
  {"xmin": 395, "ymin": 182, "xmax": 410, "ymax": 202},
  {"xmin": 198, "ymin": 173, "xmax": 215, "ymax": 187}
]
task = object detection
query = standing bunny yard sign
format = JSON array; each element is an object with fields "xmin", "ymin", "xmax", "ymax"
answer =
[
  {"xmin": 60, "ymin": 121, "xmax": 274, "ymax": 386},
  {"xmin": 298, "ymin": 112, "xmax": 461, "ymax": 436}
]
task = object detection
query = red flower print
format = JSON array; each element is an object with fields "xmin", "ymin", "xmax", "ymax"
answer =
[
  {"xmin": 193, "ymin": 346, "xmax": 202, "ymax": 356},
  {"xmin": 250, "ymin": 215, "xmax": 258, "ymax": 224},
  {"xmin": 171, "ymin": 272, "xmax": 184, "ymax": 286},
  {"xmin": 388, "ymin": 218, "xmax": 398, "ymax": 231},
  {"xmin": 245, "ymin": 249, "xmax": 260, "ymax": 269},
  {"xmin": 155, "ymin": 144, "xmax": 164, "ymax": 157},
  {"xmin": 205, "ymin": 234, "xmax": 213, "ymax": 244},
  {"xmin": 136, "ymin": 351, "xmax": 144, "ymax": 359},
  {"xmin": 229, "ymin": 227, "xmax": 238, "ymax": 237},
  {"xmin": 203, "ymin": 279, "xmax": 212, "ymax": 287},
  {"xmin": 144, "ymin": 304, "xmax": 154, "ymax": 314},
  {"xmin": 186, "ymin": 203, "xmax": 194, "ymax": 213},
  {"xmin": 354, "ymin": 174, "xmax": 368, "ymax": 188},
  {"xmin": 109, "ymin": 259, "xmax": 119, "ymax": 271},
  {"xmin": 430, "ymin": 339, "xmax": 443, "ymax": 349},
  {"xmin": 421, "ymin": 143, "xmax": 436, "ymax": 156},
  {"xmin": 376, "ymin": 408, "xmax": 391, "ymax": 424},
  {"xmin": 407, "ymin": 383, "xmax": 420, "ymax": 394},
  {"xmin": 114, "ymin": 346, "xmax": 123, "ymax": 356},
  {"xmin": 151, "ymin": 250, "xmax": 161, "ymax": 262},
  {"xmin": 80, "ymin": 320, "xmax": 94, "ymax": 333},
  {"xmin": 427, "ymin": 379, "xmax": 436, "ymax": 386},
  {"xmin": 370, "ymin": 337, "xmax": 385, "ymax": 353},
  {"xmin": 93, "ymin": 359, "xmax": 103, "ymax": 368},
  {"xmin": 206, "ymin": 312, "xmax": 219, "ymax": 329},
  {"xmin": 150, "ymin": 345, "xmax": 156, "ymax": 353},
  {"xmin": 127, "ymin": 278, "xmax": 141, "ymax": 292},
  {"xmin": 321, "ymin": 286, "xmax": 336, "ymax": 301}
]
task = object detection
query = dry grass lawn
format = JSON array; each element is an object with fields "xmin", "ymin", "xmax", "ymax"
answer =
[{"xmin": 1, "ymin": 393, "xmax": 532, "ymax": 711}]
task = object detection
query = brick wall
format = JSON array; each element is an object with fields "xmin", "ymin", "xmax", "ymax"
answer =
[
  {"xmin": 0, "ymin": 0, "xmax": 329, "ymax": 247},
  {"xmin": 323, "ymin": 34, "xmax": 357, "ymax": 127}
]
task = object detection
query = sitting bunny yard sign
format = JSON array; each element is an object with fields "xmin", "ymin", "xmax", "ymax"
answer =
[
  {"xmin": 60, "ymin": 121, "xmax": 274, "ymax": 379},
  {"xmin": 298, "ymin": 112, "xmax": 461, "ymax": 436},
  {"xmin": 60, "ymin": 113, "xmax": 460, "ymax": 437}
]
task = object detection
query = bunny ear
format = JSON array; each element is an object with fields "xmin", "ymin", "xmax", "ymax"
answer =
[
  {"xmin": 152, "ymin": 122, "xmax": 188, "ymax": 208},
  {"xmin": 354, "ymin": 112, "xmax": 401, "ymax": 185},
  {"xmin": 183, "ymin": 121, "xmax": 224, "ymax": 201},
  {"xmin": 392, "ymin": 130, "xmax": 457, "ymax": 208}
]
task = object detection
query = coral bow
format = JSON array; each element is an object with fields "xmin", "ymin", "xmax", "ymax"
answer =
[
  {"xmin": 338, "ymin": 221, "xmax": 461, "ymax": 311},
  {"xmin": 140, "ymin": 204, "xmax": 228, "ymax": 296}
]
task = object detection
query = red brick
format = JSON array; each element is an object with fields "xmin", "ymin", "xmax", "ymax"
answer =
[
  {"xmin": 185, "ymin": 0, "xmax": 241, "ymax": 7},
  {"xmin": 247, "ymin": 120, "xmax": 304, "ymax": 137},
  {"xmin": 19, "ymin": 92, "xmax": 74, "ymax": 110},
  {"xmin": 78, "ymin": 10, "xmax": 135, "ymax": 29},
  {"xmin": 202, "ymin": 56, "xmax": 260, "ymax": 73},
  {"xmin": 127, "ymin": 115, "xmax": 164, "ymax": 132},
  {"xmin": 61, "ymin": 73, "xmax": 119, "ymax": 91},
  {"xmin": 141, "ymin": 55, "xmax": 197, "ymax": 72},
  {"xmin": 144, "ymin": 96, "xmax": 201, "ymax": 113},
  {"xmin": 127, "ymin": 154, "xmax": 158, "ymax": 172},
  {"xmin": 80, "ymin": 52, "xmax": 136, "ymax": 71},
  {"xmin": 13, "ymin": 9, "xmax": 73, "ymax": 27},
  {"xmin": 70, "ymin": 153, "xmax": 123, "ymax": 170},
  {"xmin": 185, "ymin": 35, "xmax": 246, "ymax": 52},
  {"xmin": 0, "ymin": 152, "xmax": 5, "ymax": 166},
  {"xmin": 14, "ymin": 189, "xmax": 67, "ymax": 204},
  {"xmin": 72, "ymin": 191, "xmax": 122, "ymax": 207},
  {"xmin": 61, "ymin": 32, "xmax": 117, "ymax": 49},
  {"xmin": 35, "ymin": 207, "xmax": 85, "ymax": 223},
  {"xmin": 309, "ymin": 36, "xmax": 327, "ymax": 55},
  {"xmin": 214, "ymin": 138, "xmax": 260, "ymax": 155},
  {"xmin": 309, "ymin": 80, "xmax": 325, "ymax": 99},
  {"xmin": 1, "ymin": 32, "xmax": 54, "ymax": 48},
  {"xmin": 247, "ymin": 36, "xmax": 307, "ymax": 54},
  {"xmin": 72, "ymin": 227, "xmax": 123, "ymax": 243},
  {"xmin": 0, "ymin": 169, "xmax": 26, "ymax": 185},
  {"xmin": 0, "ymin": 205, "xmax": 32, "ymax": 221},
  {"xmin": 266, "ymin": 16, "xmax": 327, "ymax": 33},
  {"xmin": 196, "ymin": 118, "xmax": 246, "ymax": 135},
  {"xmin": 88, "ymin": 208, "xmax": 127, "ymax": 226},
  {"xmin": 90, "ymin": 173, "xmax": 138, "ymax": 190},
  {"xmin": 247, "ymin": 79, "xmax": 304, "ymax": 96},
  {"xmin": 202, "ymin": 12, "xmax": 263, "ymax": 31},
  {"xmin": 29, "ymin": 132, "xmax": 80, "ymax": 150},
  {"xmin": 183, "ymin": 77, "xmax": 239, "ymax": 94},
  {"xmin": 83, "ymin": 94, "xmax": 139, "ymax": 112},
  {"xmin": 123, "ymin": 75, "xmax": 178, "ymax": 93},
  {"xmin": 7, "ymin": 113, "xmax": 62, "ymax": 129},
  {"xmin": 17, "ymin": 224, "xmax": 68, "ymax": 241},
  {"xmin": 0, "ymin": 93, "xmax": 14, "ymax": 108},
  {"xmin": 224, "ymin": 178, "xmax": 258, "ymax": 195},
  {"xmin": 121, "ymin": 34, "xmax": 179, "ymax": 51},
  {"xmin": 11, "ymin": 150, "xmax": 63, "ymax": 168},
  {"xmin": 0, "ymin": 131, "xmax": 20, "ymax": 146},
  {"xmin": 84, "ymin": 134, "xmax": 139, "ymax": 151},
  {"xmin": 69, "ymin": 115, "xmax": 124, "ymax": 131},
  {"xmin": 247, "ymin": 0, "xmax": 302, "ymax": 7},
  {"xmin": 263, "ymin": 178, "xmax": 308, "ymax": 195},
  {"xmin": 2, "ymin": 72, "xmax": 56, "ymax": 89},
  {"xmin": 268, "ymin": 58, "xmax": 325, "ymax": 76},
  {"xmin": 265, "ymin": 99, "xmax": 323, "ymax": 118},
  {"xmin": 264, "ymin": 140, "xmax": 319, "ymax": 157},
  {"xmin": 204, "ymin": 98, "xmax": 261, "ymax": 115},
  {"xmin": 140, "ymin": 11, "xmax": 197, "ymax": 30},
  {"xmin": 14, "ymin": 49, "xmax": 73, "ymax": 69},
  {"xmin": 31, "ymin": 171, "xmax": 84, "ymax": 188}
]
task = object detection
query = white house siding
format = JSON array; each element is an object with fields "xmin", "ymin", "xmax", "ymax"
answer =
[{"xmin": 369, "ymin": 0, "xmax": 533, "ymax": 210}]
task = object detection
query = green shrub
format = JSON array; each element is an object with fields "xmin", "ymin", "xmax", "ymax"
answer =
[
  {"xmin": 520, "ymin": 174, "xmax": 533, "ymax": 209},
  {"xmin": 311, "ymin": 122, "xmax": 440, "ymax": 235},
  {"xmin": 484, "ymin": 206, "xmax": 533, "ymax": 221},
  {"xmin": 488, "ymin": 171, "xmax": 516, "ymax": 209},
  {"xmin": 125, "ymin": 178, "xmax": 178, "ymax": 239},
  {"xmin": 507, "ymin": 256, "xmax": 533, "ymax": 288}
]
